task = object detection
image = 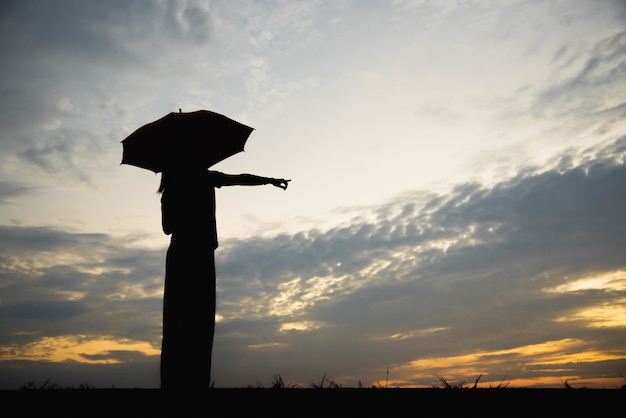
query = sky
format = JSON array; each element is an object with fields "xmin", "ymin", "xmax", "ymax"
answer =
[{"xmin": 0, "ymin": 0, "xmax": 625, "ymax": 390}]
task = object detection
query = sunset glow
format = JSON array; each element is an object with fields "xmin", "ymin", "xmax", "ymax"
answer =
[{"xmin": 0, "ymin": 336, "xmax": 159, "ymax": 364}]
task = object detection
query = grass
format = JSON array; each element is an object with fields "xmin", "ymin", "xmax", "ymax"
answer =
[
  {"xmin": 19, "ymin": 379, "xmax": 96, "ymax": 390},
  {"xmin": 5, "ymin": 379, "xmax": 624, "ymax": 416},
  {"xmin": 434, "ymin": 373, "xmax": 482, "ymax": 389},
  {"xmin": 433, "ymin": 373, "xmax": 510, "ymax": 389},
  {"xmin": 310, "ymin": 372, "xmax": 342, "ymax": 389},
  {"xmin": 15, "ymin": 368, "xmax": 626, "ymax": 391}
]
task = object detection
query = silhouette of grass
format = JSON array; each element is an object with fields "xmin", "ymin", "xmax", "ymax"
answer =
[
  {"xmin": 19, "ymin": 379, "xmax": 96, "ymax": 390},
  {"xmin": 17, "ymin": 369, "xmax": 626, "ymax": 391},
  {"xmin": 268, "ymin": 374, "xmax": 297, "ymax": 389},
  {"xmin": 310, "ymin": 372, "xmax": 342, "ymax": 389},
  {"xmin": 8, "ymin": 373, "xmax": 625, "ymax": 415},
  {"xmin": 432, "ymin": 373, "xmax": 510, "ymax": 389},
  {"xmin": 433, "ymin": 374, "xmax": 482, "ymax": 389},
  {"xmin": 5, "ymin": 383, "xmax": 624, "ymax": 415},
  {"xmin": 245, "ymin": 373, "xmax": 298, "ymax": 389},
  {"xmin": 564, "ymin": 380, "xmax": 588, "ymax": 389}
]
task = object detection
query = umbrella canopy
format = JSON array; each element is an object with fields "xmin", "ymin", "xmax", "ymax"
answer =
[{"xmin": 121, "ymin": 110, "xmax": 254, "ymax": 173}]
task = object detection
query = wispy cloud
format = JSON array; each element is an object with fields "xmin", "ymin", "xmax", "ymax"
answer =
[
  {"xmin": 0, "ymin": 181, "xmax": 33, "ymax": 205},
  {"xmin": 534, "ymin": 31, "xmax": 626, "ymax": 119}
]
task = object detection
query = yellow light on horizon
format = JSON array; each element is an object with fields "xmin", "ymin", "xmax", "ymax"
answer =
[
  {"xmin": 0, "ymin": 335, "xmax": 160, "ymax": 364},
  {"xmin": 390, "ymin": 338, "xmax": 626, "ymax": 388}
]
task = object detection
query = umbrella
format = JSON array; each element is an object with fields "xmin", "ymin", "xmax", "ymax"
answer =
[{"xmin": 121, "ymin": 110, "xmax": 254, "ymax": 173}]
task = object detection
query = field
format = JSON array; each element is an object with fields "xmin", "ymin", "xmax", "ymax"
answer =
[{"xmin": 2, "ymin": 387, "xmax": 624, "ymax": 416}]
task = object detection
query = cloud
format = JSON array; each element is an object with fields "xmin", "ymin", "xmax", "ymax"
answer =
[
  {"xmin": 0, "ymin": 181, "xmax": 32, "ymax": 205},
  {"xmin": 0, "ymin": 0, "xmax": 214, "ymax": 67},
  {"xmin": 0, "ymin": 358, "xmax": 158, "ymax": 389},
  {"xmin": 0, "ymin": 137, "xmax": 624, "ymax": 388},
  {"xmin": 210, "ymin": 137, "xmax": 626, "ymax": 386},
  {"xmin": 535, "ymin": 30, "xmax": 626, "ymax": 119},
  {"xmin": 81, "ymin": 349, "xmax": 155, "ymax": 363},
  {"xmin": 0, "ymin": 226, "xmax": 165, "ymax": 348},
  {"xmin": 0, "ymin": 0, "xmax": 216, "ymax": 181}
]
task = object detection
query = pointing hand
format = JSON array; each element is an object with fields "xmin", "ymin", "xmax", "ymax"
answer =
[{"xmin": 272, "ymin": 179, "xmax": 291, "ymax": 190}]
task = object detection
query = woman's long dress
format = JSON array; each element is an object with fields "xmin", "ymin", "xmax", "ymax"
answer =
[{"xmin": 159, "ymin": 171, "xmax": 227, "ymax": 389}]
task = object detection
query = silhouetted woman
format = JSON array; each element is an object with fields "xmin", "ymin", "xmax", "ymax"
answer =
[{"xmin": 158, "ymin": 168, "xmax": 289, "ymax": 389}]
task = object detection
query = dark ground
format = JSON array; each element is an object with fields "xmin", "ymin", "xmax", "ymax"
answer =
[{"xmin": 2, "ymin": 388, "xmax": 624, "ymax": 416}]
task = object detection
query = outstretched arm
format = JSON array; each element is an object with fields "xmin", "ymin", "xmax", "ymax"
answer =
[{"xmin": 216, "ymin": 173, "xmax": 291, "ymax": 190}]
